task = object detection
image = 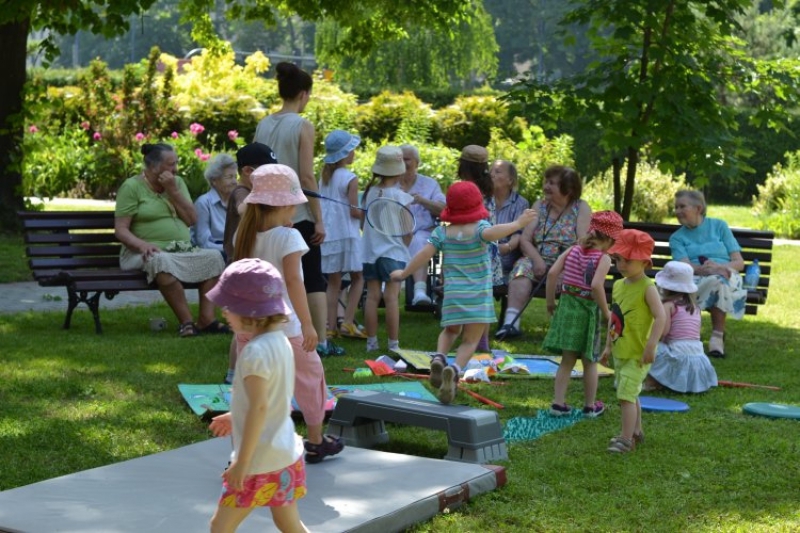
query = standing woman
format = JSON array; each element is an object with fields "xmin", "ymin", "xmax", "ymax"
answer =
[
  {"xmin": 114, "ymin": 143, "xmax": 227, "ymax": 337},
  {"xmin": 254, "ymin": 62, "xmax": 342, "ymax": 357}
]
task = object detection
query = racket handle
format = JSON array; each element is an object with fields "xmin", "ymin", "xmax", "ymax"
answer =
[{"xmin": 302, "ymin": 189, "xmax": 322, "ymax": 199}]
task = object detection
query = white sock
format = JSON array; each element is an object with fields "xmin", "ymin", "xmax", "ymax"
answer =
[
  {"xmin": 388, "ymin": 339, "xmax": 400, "ymax": 351},
  {"xmin": 709, "ymin": 330, "xmax": 724, "ymax": 353},
  {"xmin": 414, "ymin": 281, "xmax": 427, "ymax": 293},
  {"xmin": 367, "ymin": 336, "xmax": 379, "ymax": 350},
  {"xmin": 504, "ymin": 308, "xmax": 520, "ymax": 326}
]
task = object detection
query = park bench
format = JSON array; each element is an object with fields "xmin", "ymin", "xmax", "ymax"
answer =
[
  {"xmin": 18, "ymin": 210, "xmax": 200, "ymax": 334},
  {"xmin": 493, "ymin": 221, "xmax": 774, "ymax": 320}
]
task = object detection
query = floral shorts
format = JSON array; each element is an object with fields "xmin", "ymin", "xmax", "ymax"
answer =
[{"xmin": 219, "ymin": 457, "xmax": 307, "ymax": 508}]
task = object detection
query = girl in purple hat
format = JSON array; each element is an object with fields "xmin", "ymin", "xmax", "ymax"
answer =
[
  {"xmin": 392, "ymin": 181, "xmax": 535, "ymax": 403},
  {"xmin": 206, "ymin": 258, "xmax": 309, "ymax": 532}
]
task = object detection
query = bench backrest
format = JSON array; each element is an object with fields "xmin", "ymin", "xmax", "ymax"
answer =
[{"xmin": 18, "ymin": 211, "xmax": 120, "ymax": 283}]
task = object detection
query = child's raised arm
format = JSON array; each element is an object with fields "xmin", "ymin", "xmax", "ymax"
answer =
[
  {"xmin": 391, "ymin": 243, "xmax": 437, "ymax": 282},
  {"xmin": 283, "ymin": 252, "xmax": 319, "ymax": 352},
  {"xmin": 642, "ymin": 285, "xmax": 667, "ymax": 364},
  {"xmin": 481, "ymin": 209, "xmax": 536, "ymax": 242}
]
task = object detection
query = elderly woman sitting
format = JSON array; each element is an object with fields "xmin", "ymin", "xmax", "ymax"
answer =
[
  {"xmin": 191, "ymin": 153, "xmax": 238, "ymax": 261},
  {"xmin": 115, "ymin": 143, "xmax": 228, "ymax": 337},
  {"xmin": 670, "ymin": 190, "xmax": 746, "ymax": 358}
]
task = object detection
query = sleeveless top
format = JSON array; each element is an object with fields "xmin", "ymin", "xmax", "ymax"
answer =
[
  {"xmin": 664, "ymin": 303, "xmax": 701, "ymax": 342},
  {"xmin": 562, "ymin": 245, "xmax": 605, "ymax": 292},
  {"xmin": 254, "ymin": 113, "xmax": 312, "ymax": 224},
  {"xmin": 535, "ymin": 200, "xmax": 583, "ymax": 265},
  {"xmin": 610, "ymin": 276, "xmax": 655, "ymax": 361}
]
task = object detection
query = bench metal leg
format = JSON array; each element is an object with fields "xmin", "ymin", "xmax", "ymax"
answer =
[
  {"xmin": 64, "ymin": 288, "xmax": 79, "ymax": 331},
  {"xmin": 65, "ymin": 288, "xmax": 104, "ymax": 334}
]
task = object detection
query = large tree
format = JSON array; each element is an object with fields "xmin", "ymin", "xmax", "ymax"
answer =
[
  {"xmin": 0, "ymin": 0, "xmax": 467, "ymax": 231},
  {"xmin": 507, "ymin": 0, "xmax": 800, "ymax": 219}
]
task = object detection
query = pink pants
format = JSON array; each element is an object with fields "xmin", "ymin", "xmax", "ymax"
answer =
[{"xmin": 236, "ymin": 332, "xmax": 327, "ymax": 427}]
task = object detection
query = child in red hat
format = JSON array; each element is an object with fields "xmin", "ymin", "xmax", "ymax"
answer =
[
  {"xmin": 601, "ymin": 229, "xmax": 667, "ymax": 453},
  {"xmin": 543, "ymin": 210, "xmax": 624, "ymax": 418},
  {"xmin": 392, "ymin": 181, "xmax": 535, "ymax": 403}
]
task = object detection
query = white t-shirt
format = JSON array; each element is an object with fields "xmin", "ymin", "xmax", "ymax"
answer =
[
  {"xmin": 251, "ymin": 226, "xmax": 309, "ymax": 338},
  {"xmin": 319, "ymin": 168, "xmax": 360, "ymax": 242},
  {"xmin": 230, "ymin": 330, "xmax": 304, "ymax": 474},
  {"xmin": 361, "ymin": 185, "xmax": 414, "ymax": 264}
]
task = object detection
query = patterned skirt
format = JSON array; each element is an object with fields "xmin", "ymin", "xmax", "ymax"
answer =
[
  {"xmin": 542, "ymin": 292, "xmax": 604, "ymax": 362},
  {"xmin": 121, "ymin": 246, "xmax": 225, "ymax": 284},
  {"xmin": 695, "ymin": 270, "xmax": 747, "ymax": 320}
]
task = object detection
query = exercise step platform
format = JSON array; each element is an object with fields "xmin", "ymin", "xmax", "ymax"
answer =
[{"xmin": 326, "ymin": 389, "xmax": 507, "ymax": 464}]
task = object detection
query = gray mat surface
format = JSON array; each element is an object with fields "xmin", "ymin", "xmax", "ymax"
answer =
[{"xmin": 0, "ymin": 438, "xmax": 504, "ymax": 533}]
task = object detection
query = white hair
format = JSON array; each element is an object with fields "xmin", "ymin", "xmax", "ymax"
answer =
[
  {"xmin": 204, "ymin": 153, "xmax": 237, "ymax": 183},
  {"xmin": 400, "ymin": 144, "xmax": 420, "ymax": 164}
]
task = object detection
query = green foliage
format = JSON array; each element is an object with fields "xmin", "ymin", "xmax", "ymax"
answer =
[
  {"xmin": 752, "ymin": 151, "xmax": 800, "ymax": 238},
  {"xmin": 302, "ymin": 80, "xmax": 360, "ymax": 152},
  {"xmin": 584, "ymin": 159, "xmax": 686, "ymax": 222},
  {"xmin": 355, "ymin": 91, "xmax": 434, "ymax": 144},
  {"xmin": 432, "ymin": 95, "xmax": 528, "ymax": 149}
]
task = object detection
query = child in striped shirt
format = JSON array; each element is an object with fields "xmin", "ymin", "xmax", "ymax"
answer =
[
  {"xmin": 391, "ymin": 181, "xmax": 534, "ymax": 403},
  {"xmin": 543, "ymin": 211, "xmax": 624, "ymax": 418}
]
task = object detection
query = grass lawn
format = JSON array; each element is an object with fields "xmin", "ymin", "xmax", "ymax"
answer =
[{"xmin": 2, "ymin": 237, "xmax": 800, "ymax": 531}]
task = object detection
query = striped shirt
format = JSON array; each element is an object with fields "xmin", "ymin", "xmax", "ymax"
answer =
[
  {"xmin": 664, "ymin": 303, "xmax": 701, "ymax": 342},
  {"xmin": 562, "ymin": 245, "xmax": 605, "ymax": 291}
]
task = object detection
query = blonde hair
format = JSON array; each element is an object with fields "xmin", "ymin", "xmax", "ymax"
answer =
[
  {"xmin": 321, "ymin": 160, "xmax": 346, "ymax": 186},
  {"xmin": 233, "ymin": 203, "xmax": 281, "ymax": 261},
  {"xmin": 579, "ymin": 230, "xmax": 615, "ymax": 251},
  {"xmin": 240, "ymin": 314, "xmax": 289, "ymax": 329}
]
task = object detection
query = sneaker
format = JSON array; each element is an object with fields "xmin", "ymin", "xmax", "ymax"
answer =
[
  {"xmin": 582, "ymin": 401, "xmax": 605, "ymax": 418},
  {"xmin": 412, "ymin": 292, "xmax": 432, "ymax": 306},
  {"xmin": 388, "ymin": 340, "xmax": 400, "ymax": 352},
  {"xmin": 366, "ymin": 339, "xmax": 379, "ymax": 352},
  {"xmin": 318, "ymin": 340, "xmax": 346, "ymax": 357},
  {"xmin": 429, "ymin": 353, "xmax": 446, "ymax": 388},
  {"xmin": 495, "ymin": 324, "xmax": 521, "ymax": 340},
  {"xmin": 339, "ymin": 322, "xmax": 367, "ymax": 339},
  {"xmin": 549, "ymin": 403, "xmax": 571, "ymax": 416},
  {"xmin": 437, "ymin": 366, "xmax": 458, "ymax": 404}
]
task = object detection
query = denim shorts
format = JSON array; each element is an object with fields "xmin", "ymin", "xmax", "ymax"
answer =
[{"xmin": 363, "ymin": 257, "xmax": 406, "ymax": 282}]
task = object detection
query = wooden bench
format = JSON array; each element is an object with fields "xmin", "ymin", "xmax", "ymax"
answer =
[
  {"xmin": 18, "ymin": 210, "xmax": 199, "ymax": 333},
  {"xmin": 493, "ymin": 221, "xmax": 774, "ymax": 319}
]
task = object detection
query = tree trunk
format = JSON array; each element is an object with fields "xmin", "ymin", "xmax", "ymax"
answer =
[
  {"xmin": 622, "ymin": 146, "xmax": 639, "ymax": 220},
  {"xmin": 0, "ymin": 18, "xmax": 30, "ymax": 233},
  {"xmin": 612, "ymin": 156, "xmax": 622, "ymax": 215}
]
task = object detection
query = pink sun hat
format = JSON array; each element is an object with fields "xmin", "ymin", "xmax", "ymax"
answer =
[
  {"xmin": 243, "ymin": 164, "xmax": 308, "ymax": 207},
  {"xmin": 207, "ymin": 258, "xmax": 291, "ymax": 318}
]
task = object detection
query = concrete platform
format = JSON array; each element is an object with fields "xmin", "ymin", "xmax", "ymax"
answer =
[{"xmin": 0, "ymin": 438, "xmax": 506, "ymax": 533}]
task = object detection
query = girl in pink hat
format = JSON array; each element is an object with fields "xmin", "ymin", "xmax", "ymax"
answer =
[
  {"xmin": 543, "ymin": 210, "xmax": 624, "ymax": 418},
  {"xmin": 206, "ymin": 258, "xmax": 309, "ymax": 532},
  {"xmin": 233, "ymin": 164, "xmax": 344, "ymax": 465},
  {"xmin": 392, "ymin": 181, "xmax": 535, "ymax": 403}
]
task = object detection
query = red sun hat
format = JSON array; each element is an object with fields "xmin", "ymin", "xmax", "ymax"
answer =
[
  {"xmin": 440, "ymin": 181, "xmax": 489, "ymax": 224},
  {"xmin": 607, "ymin": 229, "xmax": 655, "ymax": 261},
  {"xmin": 589, "ymin": 210, "xmax": 625, "ymax": 240}
]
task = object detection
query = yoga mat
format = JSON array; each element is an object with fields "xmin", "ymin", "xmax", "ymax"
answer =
[
  {"xmin": 178, "ymin": 381, "xmax": 436, "ymax": 419},
  {"xmin": 503, "ymin": 409, "xmax": 586, "ymax": 443}
]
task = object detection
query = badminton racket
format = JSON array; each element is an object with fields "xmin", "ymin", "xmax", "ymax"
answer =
[{"xmin": 303, "ymin": 189, "xmax": 416, "ymax": 237}]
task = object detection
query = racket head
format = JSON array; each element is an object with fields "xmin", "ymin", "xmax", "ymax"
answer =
[{"xmin": 365, "ymin": 197, "xmax": 416, "ymax": 237}]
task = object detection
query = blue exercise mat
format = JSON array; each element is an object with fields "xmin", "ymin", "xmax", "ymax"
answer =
[
  {"xmin": 639, "ymin": 396, "xmax": 690, "ymax": 413},
  {"xmin": 743, "ymin": 402, "xmax": 800, "ymax": 420}
]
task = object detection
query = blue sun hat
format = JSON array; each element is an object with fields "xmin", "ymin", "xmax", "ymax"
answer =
[{"xmin": 323, "ymin": 129, "xmax": 361, "ymax": 164}]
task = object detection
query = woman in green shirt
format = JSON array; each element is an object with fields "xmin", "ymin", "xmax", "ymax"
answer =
[{"xmin": 115, "ymin": 143, "xmax": 228, "ymax": 337}]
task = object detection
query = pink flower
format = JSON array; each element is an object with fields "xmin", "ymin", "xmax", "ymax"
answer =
[
  {"xmin": 28, "ymin": 125, "xmax": 39, "ymax": 134},
  {"xmin": 189, "ymin": 122, "xmax": 205, "ymax": 135},
  {"xmin": 227, "ymin": 130, "xmax": 238, "ymax": 141},
  {"xmin": 194, "ymin": 148, "xmax": 204, "ymax": 157},
  {"xmin": 200, "ymin": 153, "xmax": 210, "ymax": 161},
  {"xmin": 93, "ymin": 132, "xmax": 102, "ymax": 141},
  {"xmin": 80, "ymin": 121, "xmax": 90, "ymax": 131},
  {"xmin": 171, "ymin": 131, "xmax": 179, "ymax": 139},
  {"xmin": 135, "ymin": 132, "xmax": 145, "ymax": 141}
]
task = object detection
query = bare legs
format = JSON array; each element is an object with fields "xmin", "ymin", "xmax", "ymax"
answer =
[
  {"xmin": 438, "ymin": 323, "xmax": 485, "ymax": 369},
  {"xmin": 365, "ymin": 279, "xmax": 401, "ymax": 348},
  {"xmin": 307, "ymin": 292, "xmax": 327, "ymax": 344},
  {"xmin": 619, "ymin": 399, "xmax": 642, "ymax": 441},
  {"xmin": 210, "ymin": 502, "xmax": 309, "ymax": 533},
  {"xmin": 326, "ymin": 272, "xmax": 364, "ymax": 331},
  {"xmin": 155, "ymin": 272, "xmax": 194, "ymax": 325}
]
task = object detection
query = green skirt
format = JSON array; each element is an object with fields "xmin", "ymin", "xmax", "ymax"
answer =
[{"xmin": 542, "ymin": 292, "xmax": 604, "ymax": 362}]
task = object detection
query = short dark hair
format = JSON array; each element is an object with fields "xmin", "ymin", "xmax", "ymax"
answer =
[
  {"xmin": 275, "ymin": 62, "xmax": 313, "ymax": 100},
  {"xmin": 458, "ymin": 160, "xmax": 493, "ymax": 199},
  {"xmin": 545, "ymin": 165, "xmax": 582, "ymax": 202},
  {"xmin": 141, "ymin": 143, "xmax": 174, "ymax": 169}
]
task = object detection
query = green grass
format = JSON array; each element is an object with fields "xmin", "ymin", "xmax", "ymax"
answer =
[{"xmin": 2, "ymin": 245, "xmax": 800, "ymax": 531}]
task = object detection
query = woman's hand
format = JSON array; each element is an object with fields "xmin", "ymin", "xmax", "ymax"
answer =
[
  {"xmin": 138, "ymin": 242, "xmax": 161, "ymax": 260},
  {"xmin": 311, "ymin": 221, "xmax": 326, "ymax": 245},
  {"xmin": 698, "ymin": 260, "xmax": 731, "ymax": 278},
  {"xmin": 157, "ymin": 170, "xmax": 178, "ymax": 193}
]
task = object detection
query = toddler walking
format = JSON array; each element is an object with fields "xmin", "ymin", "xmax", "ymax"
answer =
[
  {"xmin": 544, "ymin": 210, "xmax": 624, "ymax": 417},
  {"xmin": 392, "ymin": 181, "xmax": 535, "ymax": 403},
  {"xmin": 319, "ymin": 130, "xmax": 366, "ymax": 339},
  {"xmin": 601, "ymin": 230, "xmax": 666, "ymax": 453},
  {"xmin": 234, "ymin": 164, "xmax": 344, "ymax": 464},
  {"xmin": 362, "ymin": 146, "xmax": 414, "ymax": 352},
  {"xmin": 645, "ymin": 261, "xmax": 718, "ymax": 393},
  {"xmin": 207, "ymin": 258, "xmax": 309, "ymax": 533}
]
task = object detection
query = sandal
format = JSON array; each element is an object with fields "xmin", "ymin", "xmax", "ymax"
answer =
[
  {"xmin": 339, "ymin": 322, "xmax": 367, "ymax": 339},
  {"xmin": 610, "ymin": 432, "xmax": 645, "ymax": 446},
  {"xmin": 179, "ymin": 321, "xmax": 198, "ymax": 338},
  {"xmin": 198, "ymin": 320, "xmax": 231, "ymax": 335},
  {"xmin": 608, "ymin": 436, "xmax": 635, "ymax": 453},
  {"xmin": 436, "ymin": 366, "xmax": 458, "ymax": 404},
  {"xmin": 429, "ymin": 353, "xmax": 447, "ymax": 389},
  {"xmin": 304, "ymin": 435, "xmax": 344, "ymax": 464}
]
